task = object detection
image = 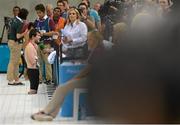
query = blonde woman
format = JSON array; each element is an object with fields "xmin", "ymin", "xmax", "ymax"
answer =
[{"xmin": 61, "ymin": 8, "xmax": 88, "ymax": 59}]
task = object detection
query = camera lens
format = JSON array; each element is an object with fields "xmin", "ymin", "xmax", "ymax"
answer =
[{"xmin": 4, "ymin": 17, "xmax": 12, "ymax": 29}]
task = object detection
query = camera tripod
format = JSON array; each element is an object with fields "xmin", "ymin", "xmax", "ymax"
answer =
[
  {"xmin": 0, "ymin": 24, "xmax": 6, "ymax": 44},
  {"xmin": 0, "ymin": 24, "xmax": 25, "ymax": 78}
]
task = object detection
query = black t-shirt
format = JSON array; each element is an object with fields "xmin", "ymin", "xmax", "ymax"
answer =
[{"xmin": 8, "ymin": 17, "xmax": 23, "ymax": 41}]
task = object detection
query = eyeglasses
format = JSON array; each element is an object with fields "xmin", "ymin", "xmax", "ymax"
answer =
[{"xmin": 69, "ymin": 13, "xmax": 76, "ymax": 15}]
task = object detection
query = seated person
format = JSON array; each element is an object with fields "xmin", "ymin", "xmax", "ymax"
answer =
[{"xmin": 31, "ymin": 30, "xmax": 105, "ymax": 121}]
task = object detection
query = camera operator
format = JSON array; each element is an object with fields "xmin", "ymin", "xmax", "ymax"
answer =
[
  {"xmin": 7, "ymin": 8, "xmax": 29, "ymax": 85},
  {"xmin": 81, "ymin": 0, "xmax": 102, "ymax": 32},
  {"xmin": 99, "ymin": 0, "xmax": 117, "ymax": 41},
  {"xmin": 99, "ymin": 0, "xmax": 125, "ymax": 41},
  {"xmin": 13, "ymin": 6, "xmax": 20, "ymax": 17},
  {"xmin": 78, "ymin": 3, "xmax": 96, "ymax": 32}
]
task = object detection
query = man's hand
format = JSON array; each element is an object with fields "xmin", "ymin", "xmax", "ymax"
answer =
[
  {"xmin": 81, "ymin": 13, "xmax": 87, "ymax": 21},
  {"xmin": 43, "ymin": 48, "xmax": 54, "ymax": 54},
  {"xmin": 24, "ymin": 29, "xmax": 28, "ymax": 35}
]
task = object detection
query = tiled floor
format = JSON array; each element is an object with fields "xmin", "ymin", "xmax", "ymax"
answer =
[{"xmin": 0, "ymin": 74, "xmax": 96, "ymax": 125}]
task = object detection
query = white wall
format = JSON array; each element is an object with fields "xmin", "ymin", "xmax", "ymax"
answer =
[{"xmin": 0, "ymin": 0, "xmax": 104, "ymax": 42}]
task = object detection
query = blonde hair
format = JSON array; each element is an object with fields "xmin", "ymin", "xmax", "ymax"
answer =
[{"xmin": 66, "ymin": 8, "xmax": 80, "ymax": 25}]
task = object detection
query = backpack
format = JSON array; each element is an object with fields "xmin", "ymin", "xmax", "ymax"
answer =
[{"xmin": 34, "ymin": 17, "xmax": 52, "ymax": 41}]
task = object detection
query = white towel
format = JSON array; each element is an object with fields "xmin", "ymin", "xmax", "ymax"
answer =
[{"xmin": 48, "ymin": 51, "xmax": 56, "ymax": 64}]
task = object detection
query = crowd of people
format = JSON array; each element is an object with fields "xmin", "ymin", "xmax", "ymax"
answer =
[{"xmin": 6, "ymin": 0, "xmax": 180, "ymax": 123}]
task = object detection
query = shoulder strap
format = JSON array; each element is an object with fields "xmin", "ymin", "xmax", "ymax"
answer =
[{"xmin": 47, "ymin": 17, "xmax": 50, "ymax": 31}]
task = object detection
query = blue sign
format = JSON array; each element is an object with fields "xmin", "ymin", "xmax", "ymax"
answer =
[
  {"xmin": 59, "ymin": 63, "xmax": 86, "ymax": 117},
  {"xmin": 0, "ymin": 43, "xmax": 10, "ymax": 73}
]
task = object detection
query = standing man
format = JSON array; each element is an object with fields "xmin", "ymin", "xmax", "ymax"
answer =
[
  {"xmin": 34, "ymin": 4, "xmax": 57, "ymax": 84},
  {"xmin": 78, "ymin": 3, "xmax": 96, "ymax": 31},
  {"xmin": 7, "ymin": 8, "xmax": 29, "ymax": 85},
  {"xmin": 13, "ymin": 6, "xmax": 20, "ymax": 17},
  {"xmin": 93, "ymin": 2, "xmax": 101, "ymax": 13},
  {"xmin": 57, "ymin": 0, "xmax": 68, "ymax": 19},
  {"xmin": 62, "ymin": 0, "xmax": 70, "ymax": 11},
  {"xmin": 25, "ymin": 29, "xmax": 41, "ymax": 94},
  {"xmin": 81, "ymin": 0, "xmax": 102, "ymax": 32},
  {"xmin": 53, "ymin": 7, "xmax": 65, "ymax": 32},
  {"xmin": 46, "ymin": 4, "xmax": 54, "ymax": 19}
]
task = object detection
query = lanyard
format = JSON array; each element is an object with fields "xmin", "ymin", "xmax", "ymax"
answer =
[{"xmin": 30, "ymin": 41, "xmax": 37, "ymax": 51}]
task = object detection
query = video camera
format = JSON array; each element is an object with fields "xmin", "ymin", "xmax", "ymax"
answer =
[
  {"xmin": 4, "ymin": 16, "xmax": 12, "ymax": 30},
  {"xmin": 99, "ymin": 0, "xmax": 125, "ymax": 22},
  {"xmin": 0, "ymin": 16, "xmax": 12, "ymax": 43}
]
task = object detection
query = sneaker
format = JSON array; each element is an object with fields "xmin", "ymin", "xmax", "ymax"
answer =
[
  {"xmin": 14, "ymin": 81, "xmax": 25, "ymax": 85},
  {"xmin": 28, "ymin": 90, "xmax": 37, "ymax": 95},
  {"xmin": 31, "ymin": 111, "xmax": 53, "ymax": 121},
  {"xmin": 15, "ymin": 82, "xmax": 25, "ymax": 85},
  {"xmin": 44, "ymin": 80, "xmax": 51, "ymax": 85},
  {"xmin": 8, "ymin": 83, "xmax": 16, "ymax": 85},
  {"xmin": 8, "ymin": 82, "xmax": 25, "ymax": 85}
]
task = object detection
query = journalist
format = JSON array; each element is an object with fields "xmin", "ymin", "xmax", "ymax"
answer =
[{"xmin": 7, "ymin": 8, "xmax": 29, "ymax": 85}]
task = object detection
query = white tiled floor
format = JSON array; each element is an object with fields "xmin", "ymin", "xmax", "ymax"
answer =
[{"xmin": 0, "ymin": 74, "xmax": 96, "ymax": 125}]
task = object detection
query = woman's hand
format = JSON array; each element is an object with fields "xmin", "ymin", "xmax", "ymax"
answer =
[
  {"xmin": 43, "ymin": 48, "xmax": 54, "ymax": 54},
  {"xmin": 53, "ymin": 31, "xmax": 59, "ymax": 36},
  {"xmin": 63, "ymin": 36, "xmax": 72, "ymax": 44}
]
